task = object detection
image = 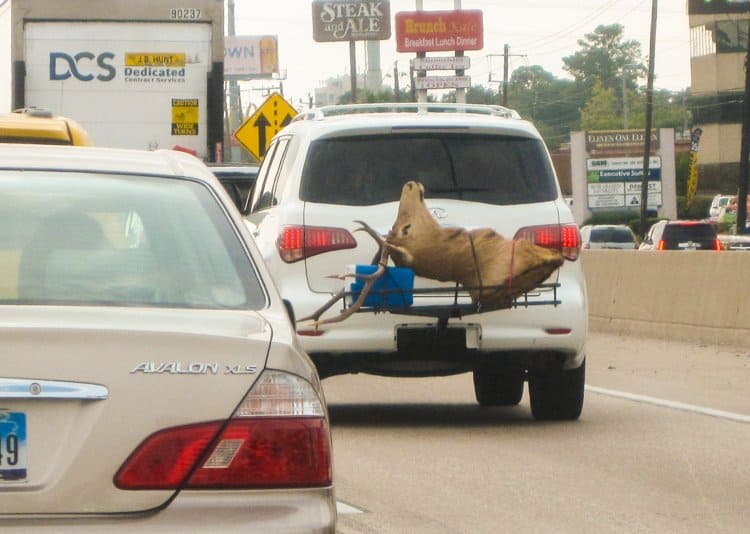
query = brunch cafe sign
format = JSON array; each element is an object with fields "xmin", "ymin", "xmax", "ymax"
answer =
[{"xmin": 395, "ymin": 10, "xmax": 483, "ymax": 52}]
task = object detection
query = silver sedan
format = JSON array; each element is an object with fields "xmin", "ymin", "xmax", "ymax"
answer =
[{"xmin": 0, "ymin": 144, "xmax": 335, "ymax": 532}]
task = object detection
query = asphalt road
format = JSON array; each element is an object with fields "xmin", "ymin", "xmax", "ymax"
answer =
[{"xmin": 324, "ymin": 331, "xmax": 750, "ymax": 534}]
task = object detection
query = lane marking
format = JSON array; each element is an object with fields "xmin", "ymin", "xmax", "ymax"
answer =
[
  {"xmin": 337, "ymin": 500, "xmax": 365, "ymax": 515},
  {"xmin": 586, "ymin": 385, "xmax": 750, "ymax": 424}
]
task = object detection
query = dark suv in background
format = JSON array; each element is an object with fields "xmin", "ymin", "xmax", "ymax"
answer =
[{"xmin": 639, "ymin": 220, "xmax": 721, "ymax": 251}]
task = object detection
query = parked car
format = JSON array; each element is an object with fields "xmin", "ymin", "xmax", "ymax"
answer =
[
  {"xmin": 244, "ymin": 102, "xmax": 587, "ymax": 421},
  {"xmin": 580, "ymin": 224, "xmax": 638, "ymax": 250},
  {"xmin": 207, "ymin": 163, "xmax": 260, "ymax": 213},
  {"xmin": 708, "ymin": 194, "xmax": 734, "ymax": 221},
  {"xmin": 0, "ymin": 107, "xmax": 92, "ymax": 146},
  {"xmin": 0, "ymin": 144, "xmax": 335, "ymax": 531},
  {"xmin": 718, "ymin": 233, "xmax": 750, "ymax": 250},
  {"xmin": 639, "ymin": 219, "xmax": 722, "ymax": 251}
]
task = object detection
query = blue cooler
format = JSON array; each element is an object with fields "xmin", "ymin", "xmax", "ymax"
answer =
[{"xmin": 349, "ymin": 265, "xmax": 414, "ymax": 308}]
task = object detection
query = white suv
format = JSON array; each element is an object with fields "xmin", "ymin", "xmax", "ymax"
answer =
[{"xmin": 245, "ymin": 103, "xmax": 587, "ymax": 420}]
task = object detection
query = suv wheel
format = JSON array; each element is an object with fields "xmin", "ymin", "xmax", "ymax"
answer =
[
  {"xmin": 473, "ymin": 366, "xmax": 525, "ymax": 406},
  {"xmin": 528, "ymin": 359, "xmax": 585, "ymax": 420}
]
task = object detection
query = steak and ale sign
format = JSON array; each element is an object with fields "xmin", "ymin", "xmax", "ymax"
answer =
[{"xmin": 312, "ymin": 1, "xmax": 391, "ymax": 42}]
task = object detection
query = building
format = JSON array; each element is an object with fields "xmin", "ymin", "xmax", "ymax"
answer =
[{"xmin": 688, "ymin": 0, "xmax": 750, "ymax": 193}]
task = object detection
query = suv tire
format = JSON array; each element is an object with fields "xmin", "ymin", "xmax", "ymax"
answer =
[
  {"xmin": 528, "ymin": 359, "xmax": 585, "ymax": 420},
  {"xmin": 473, "ymin": 366, "xmax": 525, "ymax": 406}
]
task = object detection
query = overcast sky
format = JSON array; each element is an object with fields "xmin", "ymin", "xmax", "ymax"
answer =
[{"xmin": 231, "ymin": 0, "xmax": 691, "ymax": 109}]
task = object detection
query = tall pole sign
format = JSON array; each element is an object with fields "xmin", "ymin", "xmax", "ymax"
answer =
[
  {"xmin": 639, "ymin": 0, "xmax": 657, "ymax": 239},
  {"xmin": 311, "ymin": 1, "xmax": 391, "ymax": 103},
  {"xmin": 394, "ymin": 9, "xmax": 483, "ymax": 103}
]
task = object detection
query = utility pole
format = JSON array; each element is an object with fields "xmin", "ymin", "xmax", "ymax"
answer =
[
  {"xmin": 349, "ymin": 40, "xmax": 357, "ymax": 103},
  {"xmin": 503, "ymin": 44, "xmax": 509, "ymax": 106},
  {"xmin": 227, "ymin": 0, "xmax": 245, "ymax": 162},
  {"xmin": 415, "ymin": 0, "xmax": 427, "ymax": 103},
  {"xmin": 393, "ymin": 61, "xmax": 400, "ymax": 102},
  {"xmin": 488, "ymin": 47, "xmax": 524, "ymax": 105},
  {"xmin": 454, "ymin": 0, "xmax": 465, "ymax": 104},
  {"xmin": 737, "ymin": 16, "xmax": 750, "ymax": 234},
  {"xmin": 639, "ymin": 0, "xmax": 658, "ymax": 238},
  {"xmin": 622, "ymin": 75, "xmax": 629, "ymax": 130}
]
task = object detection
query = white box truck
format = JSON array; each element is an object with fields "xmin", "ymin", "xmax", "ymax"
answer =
[{"xmin": 0, "ymin": 0, "xmax": 224, "ymax": 160}]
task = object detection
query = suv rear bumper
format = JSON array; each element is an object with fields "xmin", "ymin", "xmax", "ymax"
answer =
[{"xmin": 295, "ymin": 269, "xmax": 587, "ymax": 377}]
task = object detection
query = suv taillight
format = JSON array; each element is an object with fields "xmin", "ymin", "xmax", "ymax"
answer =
[
  {"xmin": 277, "ymin": 225, "xmax": 357, "ymax": 263},
  {"xmin": 115, "ymin": 371, "xmax": 332, "ymax": 490},
  {"xmin": 515, "ymin": 223, "xmax": 581, "ymax": 261}
]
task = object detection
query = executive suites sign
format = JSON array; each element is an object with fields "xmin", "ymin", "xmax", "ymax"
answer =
[
  {"xmin": 312, "ymin": 1, "xmax": 391, "ymax": 42},
  {"xmin": 395, "ymin": 10, "xmax": 483, "ymax": 53}
]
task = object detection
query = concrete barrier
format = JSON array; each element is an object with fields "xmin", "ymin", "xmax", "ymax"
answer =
[{"xmin": 581, "ymin": 250, "xmax": 750, "ymax": 348}]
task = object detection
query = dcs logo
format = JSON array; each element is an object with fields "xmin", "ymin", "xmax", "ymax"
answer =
[{"xmin": 49, "ymin": 52, "xmax": 116, "ymax": 82}]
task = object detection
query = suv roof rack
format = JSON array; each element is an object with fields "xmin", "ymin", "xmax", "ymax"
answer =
[
  {"xmin": 13, "ymin": 107, "xmax": 54, "ymax": 118},
  {"xmin": 292, "ymin": 102, "xmax": 521, "ymax": 122}
]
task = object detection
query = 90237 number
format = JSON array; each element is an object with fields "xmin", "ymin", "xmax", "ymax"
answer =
[{"xmin": 170, "ymin": 8, "xmax": 202, "ymax": 20}]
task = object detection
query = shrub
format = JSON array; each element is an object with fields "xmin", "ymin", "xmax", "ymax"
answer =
[{"xmin": 677, "ymin": 195, "xmax": 712, "ymax": 219}]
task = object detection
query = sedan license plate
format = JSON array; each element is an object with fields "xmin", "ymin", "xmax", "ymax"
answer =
[{"xmin": 0, "ymin": 412, "xmax": 27, "ymax": 481}]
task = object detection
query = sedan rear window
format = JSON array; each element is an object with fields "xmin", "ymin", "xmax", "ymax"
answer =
[
  {"xmin": 299, "ymin": 134, "xmax": 557, "ymax": 206},
  {"xmin": 0, "ymin": 172, "xmax": 266, "ymax": 309},
  {"xmin": 590, "ymin": 228, "xmax": 636, "ymax": 243}
]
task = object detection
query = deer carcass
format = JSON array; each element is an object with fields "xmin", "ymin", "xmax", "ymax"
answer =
[{"xmin": 299, "ymin": 181, "xmax": 566, "ymax": 327}]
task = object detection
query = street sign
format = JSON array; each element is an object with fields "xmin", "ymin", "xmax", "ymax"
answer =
[
  {"xmin": 411, "ymin": 56, "xmax": 470, "ymax": 71},
  {"xmin": 414, "ymin": 75, "xmax": 471, "ymax": 90},
  {"xmin": 234, "ymin": 93, "xmax": 297, "ymax": 160}
]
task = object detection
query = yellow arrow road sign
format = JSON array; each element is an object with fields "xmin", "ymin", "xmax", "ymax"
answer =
[{"xmin": 234, "ymin": 93, "xmax": 297, "ymax": 160}]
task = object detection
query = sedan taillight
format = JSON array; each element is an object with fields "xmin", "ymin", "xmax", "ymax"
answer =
[
  {"xmin": 514, "ymin": 223, "xmax": 581, "ymax": 261},
  {"xmin": 115, "ymin": 371, "xmax": 332, "ymax": 490},
  {"xmin": 277, "ymin": 225, "xmax": 357, "ymax": 263}
]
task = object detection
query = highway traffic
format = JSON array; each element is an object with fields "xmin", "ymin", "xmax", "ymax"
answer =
[{"xmin": 328, "ymin": 331, "xmax": 750, "ymax": 533}]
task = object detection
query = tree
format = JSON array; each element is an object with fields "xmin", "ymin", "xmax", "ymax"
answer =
[
  {"xmin": 440, "ymin": 85, "xmax": 499, "ymax": 105},
  {"xmin": 506, "ymin": 66, "xmax": 583, "ymax": 150},
  {"xmin": 580, "ymin": 81, "xmax": 620, "ymax": 130},
  {"xmin": 562, "ymin": 24, "xmax": 647, "ymax": 103},
  {"xmin": 336, "ymin": 87, "xmax": 416, "ymax": 104}
]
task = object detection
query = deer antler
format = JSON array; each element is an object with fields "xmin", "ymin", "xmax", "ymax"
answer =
[
  {"xmin": 353, "ymin": 220, "xmax": 387, "ymax": 265},
  {"xmin": 296, "ymin": 221, "xmax": 391, "ymax": 328}
]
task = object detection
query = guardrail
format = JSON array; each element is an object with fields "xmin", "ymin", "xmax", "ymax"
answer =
[{"xmin": 582, "ymin": 250, "xmax": 750, "ymax": 348}]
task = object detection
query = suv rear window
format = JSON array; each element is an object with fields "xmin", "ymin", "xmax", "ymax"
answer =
[
  {"xmin": 661, "ymin": 223, "xmax": 717, "ymax": 250},
  {"xmin": 590, "ymin": 227, "xmax": 635, "ymax": 243},
  {"xmin": 299, "ymin": 134, "xmax": 557, "ymax": 206}
]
